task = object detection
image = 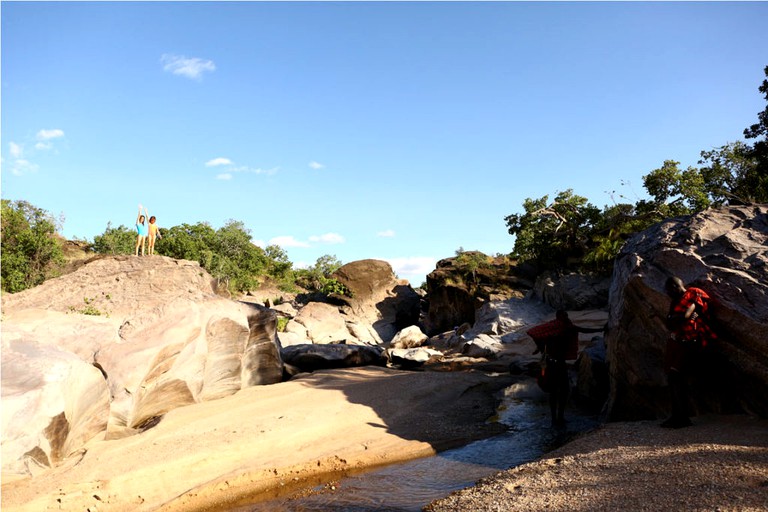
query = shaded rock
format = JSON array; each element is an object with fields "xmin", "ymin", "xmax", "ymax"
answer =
[
  {"xmin": 533, "ymin": 271, "xmax": 610, "ymax": 310},
  {"xmin": 461, "ymin": 334, "xmax": 503, "ymax": 359},
  {"xmin": 390, "ymin": 325, "xmax": 428, "ymax": 349},
  {"xmin": 463, "ymin": 298, "xmax": 553, "ymax": 340},
  {"xmin": 331, "ymin": 259, "xmax": 421, "ymax": 343},
  {"xmin": 280, "ymin": 344, "xmax": 386, "ymax": 373},
  {"xmin": 575, "ymin": 339, "xmax": 609, "ymax": 412},
  {"xmin": 423, "ymin": 253, "xmax": 535, "ymax": 336},
  {"xmin": 606, "ymin": 205, "xmax": 768, "ymax": 420}
]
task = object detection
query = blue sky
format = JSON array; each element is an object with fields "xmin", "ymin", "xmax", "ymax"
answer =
[{"xmin": 2, "ymin": 1, "xmax": 767, "ymax": 285}]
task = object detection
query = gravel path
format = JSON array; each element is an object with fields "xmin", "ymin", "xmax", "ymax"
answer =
[{"xmin": 425, "ymin": 414, "xmax": 768, "ymax": 512}]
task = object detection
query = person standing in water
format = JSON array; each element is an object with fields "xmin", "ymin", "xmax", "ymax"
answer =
[{"xmin": 135, "ymin": 205, "xmax": 148, "ymax": 256}]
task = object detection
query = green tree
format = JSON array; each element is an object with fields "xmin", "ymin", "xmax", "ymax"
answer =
[
  {"xmin": 264, "ymin": 244, "xmax": 293, "ymax": 279},
  {"xmin": 504, "ymin": 189, "xmax": 601, "ymax": 267},
  {"xmin": 454, "ymin": 249, "xmax": 490, "ymax": 284},
  {"xmin": 294, "ymin": 254, "xmax": 348, "ymax": 296},
  {"xmin": 92, "ymin": 222, "xmax": 135, "ymax": 254},
  {"xmin": 1, "ymin": 199, "xmax": 65, "ymax": 293},
  {"xmin": 641, "ymin": 160, "xmax": 714, "ymax": 216},
  {"xmin": 740, "ymin": 65, "xmax": 768, "ymax": 202}
]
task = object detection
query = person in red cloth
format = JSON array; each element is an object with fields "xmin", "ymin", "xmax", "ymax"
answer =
[
  {"xmin": 528, "ymin": 310, "xmax": 605, "ymax": 428},
  {"xmin": 662, "ymin": 276, "xmax": 717, "ymax": 429}
]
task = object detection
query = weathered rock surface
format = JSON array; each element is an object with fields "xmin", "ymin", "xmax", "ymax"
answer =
[
  {"xmin": 280, "ymin": 343, "xmax": 387, "ymax": 372},
  {"xmin": 331, "ymin": 259, "xmax": 421, "ymax": 343},
  {"xmin": 1, "ymin": 255, "xmax": 283, "ymax": 477},
  {"xmin": 423, "ymin": 253, "xmax": 536, "ymax": 336},
  {"xmin": 532, "ymin": 271, "xmax": 610, "ymax": 310},
  {"xmin": 290, "ymin": 302, "xmax": 352, "ymax": 344},
  {"xmin": 390, "ymin": 325, "xmax": 428, "ymax": 349},
  {"xmin": 606, "ymin": 205, "xmax": 768, "ymax": 420}
]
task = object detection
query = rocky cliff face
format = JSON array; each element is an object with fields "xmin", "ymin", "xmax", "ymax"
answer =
[
  {"xmin": 1, "ymin": 255, "xmax": 283, "ymax": 477},
  {"xmin": 606, "ymin": 205, "xmax": 768, "ymax": 420},
  {"xmin": 331, "ymin": 259, "xmax": 421, "ymax": 343},
  {"xmin": 423, "ymin": 254, "xmax": 537, "ymax": 336}
]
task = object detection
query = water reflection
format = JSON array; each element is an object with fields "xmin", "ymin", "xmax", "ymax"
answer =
[{"xmin": 234, "ymin": 392, "xmax": 599, "ymax": 512}]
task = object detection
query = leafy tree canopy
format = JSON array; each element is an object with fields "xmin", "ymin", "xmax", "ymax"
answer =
[
  {"xmin": 505, "ymin": 65, "xmax": 768, "ymax": 273},
  {"xmin": 1, "ymin": 199, "xmax": 65, "ymax": 293}
]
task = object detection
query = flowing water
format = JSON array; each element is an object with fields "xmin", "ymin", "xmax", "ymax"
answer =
[{"xmin": 232, "ymin": 386, "xmax": 600, "ymax": 512}]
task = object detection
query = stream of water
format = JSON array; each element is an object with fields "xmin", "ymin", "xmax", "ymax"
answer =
[{"xmin": 231, "ymin": 386, "xmax": 600, "ymax": 512}]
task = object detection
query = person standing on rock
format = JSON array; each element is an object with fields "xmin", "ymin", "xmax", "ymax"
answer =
[
  {"xmin": 135, "ymin": 204, "xmax": 148, "ymax": 256},
  {"xmin": 528, "ymin": 310, "xmax": 605, "ymax": 428},
  {"xmin": 147, "ymin": 214, "xmax": 161, "ymax": 255},
  {"xmin": 662, "ymin": 276, "xmax": 717, "ymax": 429}
]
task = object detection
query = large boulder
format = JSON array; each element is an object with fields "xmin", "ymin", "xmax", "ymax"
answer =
[
  {"xmin": 1, "ymin": 255, "xmax": 283, "ymax": 477},
  {"xmin": 331, "ymin": 259, "xmax": 421, "ymax": 343},
  {"xmin": 280, "ymin": 343, "xmax": 386, "ymax": 372},
  {"xmin": 605, "ymin": 205, "xmax": 768, "ymax": 420},
  {"xmin": 289, "ymin": 302, "xmax": 352, "ymax": 344},
  {"xmin": 423, "ymin": 253, "xmax": 536, "ymax": 336},
  {"xmin": 532, "ymin": 271, "xmax": 610, "ymax": 310}
]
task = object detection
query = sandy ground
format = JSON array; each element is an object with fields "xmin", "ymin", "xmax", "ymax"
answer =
[
  {"xmin": 426, "ymin": 414, "xmax": 768, "ymax": 512},
  {"xmin": 0, "ymin": 366, "xmax": 513, "ymax": 512}
]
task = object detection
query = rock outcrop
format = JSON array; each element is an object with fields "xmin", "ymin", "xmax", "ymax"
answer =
[
  {"xmin": 1, "ymin": 255, "xmax": 283, "ymax": 477},
  {"xmin": 331, "ymin": 259, "xmax": 421, "ymax": 343},
  {"xmin": 423, "ymin": 253, "xmax": 536, "ymax": 336},
  {"xmin": 606, "ymin": 205, "xmax": 768, "ymax": 420},
  {"xmin": 532, "ymin": 271, "xmax": 610, "ymax": 310}
]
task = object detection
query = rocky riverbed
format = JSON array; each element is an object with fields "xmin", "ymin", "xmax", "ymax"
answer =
[{"xmin": 426, "ymin": 414, "xmax": 768, "ymax": 512}]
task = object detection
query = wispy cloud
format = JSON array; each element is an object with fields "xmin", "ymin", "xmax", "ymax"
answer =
[
  {"xmin": 9, "ymin": 142, "xmax": 23, "ymax": 159},
  {"xmin": 205, "ymin": 157, "xmax": 278, "ymax": 179},
  {"xmin": 377, "ymin": 229, "xmax": 396, "ymax": 238},
  {"xmin": 206, "ymin": 157, "xmax": 234, "ymax": 167},
  {"xmin": 266, "ymin": 232, "xmax": 346, "ymax": 249},
  {"xmin": 269, "ymin": 236, "xmax": 311, "ymax": 248},
  {"xmin": 385, "ymin": 257, "xmax": 437, "ymax": 281},
  {"xmin": 309, "ymin": 161, "xmax": 325, "ymax": 170},
  {"xmin": 34, "ymin": 128, "xmax": 65, "ymax": 150},
  {"xmin": 6, "ymin": 129, "xmax": 64, "ymax": 175},
  {"xmin": 161, "ymin": 53, "xmax": 216, "ymax": 80},
  {"xmin": 309, "ymin": 233, "xmax": 345, "ymax": 244}
]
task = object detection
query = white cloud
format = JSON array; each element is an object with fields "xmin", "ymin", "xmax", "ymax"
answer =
[
  {"xmin": 6, "ymin": 130, "xmax": 64, "ymax": 175},
  {"xmin": 377, "ymin": 229, "xmax": 396, "ymax": 238},
  {"xmin": 6, "ymin": 142, "xmax": 38, "ymax": 175},
  {"xmin": 36, "ymin": 129, "xmax": 64, "ymax": 140},
  {"xmin": 161, "ymin": 54, "xmax": 216, "ymax": 80},
  {"xmin": 385, "ymin": 257, "xmax": 437, "ymax": 279},
  {"xmin": 252, "ymin": 239, "xmax": 266, "ymax": 248},
  {"xmin": 206, "ymin": 158, "xmax": 279, "ymax": 180},
  {"xmin": 309, "ymin": 161, "xmax": 325, "ymax": 170},
  {"xmin": 7, "ymin": 158, "xmax": 39, "ymax": 176},
  {"xmin": 34, "ymin": 129, "xmax": 65, "ymax": 151},
  {"xmin": 269, "ymin": 235, "xmax": 311, "ymax": 248},
  {"xmin": 9, "ymin": 142, "xmax": 23, "ymax": 159},
  {"xmin": 206, "ymin": 157, "xmax": 233, "ymax": 167},
  {"xmin": 309, "ymin": 233, "xmax": 345, "ymax": 244},
  {"xmin": 239, "ymin": 166, "xmax": 279, "ymax": 176}
]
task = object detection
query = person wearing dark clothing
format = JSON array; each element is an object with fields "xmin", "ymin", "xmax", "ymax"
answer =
[
  {"xmin": 528, "ymin": 310, "xmax": 606, "ymax": 428},
  {"xmin": 662, "ymin": 276, "xmax": 717, "ymax": 429}
]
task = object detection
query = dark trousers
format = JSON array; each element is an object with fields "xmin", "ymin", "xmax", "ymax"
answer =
[{"xmin": 548, "ymin": 359, "xmax": 569, "ymax": 425}]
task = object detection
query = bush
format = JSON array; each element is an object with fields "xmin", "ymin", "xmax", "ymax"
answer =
[
  {"xmin": 92, "ymin": 222, "xmax": 136, "ymax": 255},
  {"xmin": 1, "ymin": 200, "xmax": 65, "ymax": 293}
]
